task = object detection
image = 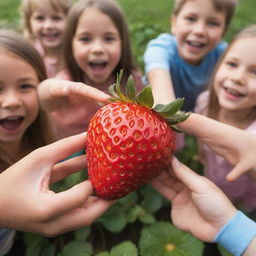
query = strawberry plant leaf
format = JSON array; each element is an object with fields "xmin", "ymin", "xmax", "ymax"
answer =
[
  {"xmin": 74, "ymin": 226, "xmax": 91, "ymax": 241},
  {"xmin": 110, "ymin": 241, "xmax": 138, "ymax": 256},
  {"xmin": 126, "ymin": 75, "xmax": 136, "ymax": 102},
  {"xmin": 96, "ymin": 252, "xmax": 110, "ymax": 256},
  {"xmin": 136, "ymin": 86, "xmax": 154, "ymax": 108},
  {"xmin": 109, "ymin": 84, "xmax": 119, "ymax": 99},
  {"xmin": 139, "ymin": 222, "xmax": 204, "ymax": 256},
  {"xmin": 218, "ymin": 245, "xmax": 233, "ymax": 256},
  {"xmin": 98, "ymin": 205, "xmax": 127, "ymax": 233},
  {"xmin": 153, "ymin": 98, "xmax": 184, "ymax": 117},
  {"xmin": 60, "ymin": 241, "xmax": 92, "ymax": 256}
]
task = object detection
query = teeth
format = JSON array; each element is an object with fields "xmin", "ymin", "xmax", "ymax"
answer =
[
  {"xmin": 226, "ymin": 87, "xmax": 243, "ymax": 97},
  {"xmin": 188, "ymin": 41, "xmax": 204, "ymax": 47}
]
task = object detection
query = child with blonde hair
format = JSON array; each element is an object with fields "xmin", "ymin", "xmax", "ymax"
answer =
[
  {"xmin": 195, "ymin": 25, "xmax": 256, "ymax": 213},
  {"xmin": 20, "ymin": 0, "xmax": 72, "ymax": 77}
]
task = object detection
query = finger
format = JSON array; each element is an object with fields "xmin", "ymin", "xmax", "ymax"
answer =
[
  {"xmin": 50, "ymin": 155, "xmax": 87, "ymax": 184},
  {"xmin": 71, "ymin": 83, "xmax": 110, "ymax": 103},
  {"xmin": 150, "ymin": 179, "xmax": 178, "ymax": 201},
  {"xmin": 39, "ymin": 133, "xmax": 87, "ymax": 164},
  {"xmin": 45, "ymin": 199, "xmax": 114, "ymax": 236},
  {"xmin": 171, "ymin": 158, "xmax": 210, "ymax": 193},
  {"xmin": 226, "ymin": 161, "xmax": 252, "ymax": 182},
  {"xmin": 47, "ymin": 180, "xmax": 94, "ymax": 218}
]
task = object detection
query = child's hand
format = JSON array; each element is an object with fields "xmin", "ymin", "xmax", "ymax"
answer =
[
  {"xmin": 38, "ymin": 79, "xmax": 111, "ymax": 138},
  {"xmin": 0, "ymin": 133, "xmax": 113, "ymax": 236},
  {"xmin": 151, "ymin": 158, "xmax": 237, "ymax": 242},
  {"xmin": 179, "ymin": 113, "xmax": 256, "ymax": 181}
]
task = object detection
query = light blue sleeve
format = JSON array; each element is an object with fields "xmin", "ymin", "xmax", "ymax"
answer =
[{"xmin": 143, "ymin": 33, "xmax": 174, "ymax": 74}]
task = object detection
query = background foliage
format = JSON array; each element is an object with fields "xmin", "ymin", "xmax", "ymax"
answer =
[{"xmin": 1, "ymin": 0, "xmax": 256, "ymax": 255}]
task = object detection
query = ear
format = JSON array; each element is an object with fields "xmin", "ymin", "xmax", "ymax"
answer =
[{"xmin": 171, "ymin": 15, "xmax": 177, "ymax": 34}]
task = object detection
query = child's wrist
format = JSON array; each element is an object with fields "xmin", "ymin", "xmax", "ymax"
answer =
[{"xmin": 214, "ymin": 211, "xmax": 256, "ymax": 256}]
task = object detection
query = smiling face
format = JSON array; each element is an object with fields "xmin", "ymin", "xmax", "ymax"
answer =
[
  {"xmin": 72, "ymin": 7, "xmax": 122, "ymax": 88},
  {"xmin": 30, "ymin": 6, "xmax": 66, "ymax": 52},
  {"xmin": 171, "ymin": 0, "xmax": 226, "ymax": 65},
  {"xmin": 213, "ymin": 37, "xmax": 256, "ymax": 113},
  {"xmin": 0, "ymin": 52, "xmax": 40, "ymax": 146}
]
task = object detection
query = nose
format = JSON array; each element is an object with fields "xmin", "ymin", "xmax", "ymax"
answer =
[
  {"xmin": 91, "ymin": 39, "xmax": 104, "ymax": 54},
  {"xmin": 1, "ymin": 91, "xmax": 22, "ymax": 109},
  {"xmin": 193, "ymin": 21, "xmax": 206, "ymax": 36},
  {"xmin": 43, "ymin": 18, "xmax": 54, "ymax": 29},
  {"xmin": 231, "ymin": 67, "xmax": 246, "ymax": 86}
]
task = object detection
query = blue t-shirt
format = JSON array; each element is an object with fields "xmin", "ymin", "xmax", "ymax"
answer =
[{"xmin": 144, "ymin": 33, "xmax": 227, "ymax": 111}]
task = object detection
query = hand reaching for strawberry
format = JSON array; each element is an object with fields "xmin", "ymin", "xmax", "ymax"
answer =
[
  {"xmin": 38, "ymin": 79, "xmax": 111, "ymax": 138},
  {"xmin": 0, "ymin": 133, "xmax": 113, "ymax": 236},
  {"xmin": 151, "ymin": 158, "xmax": 237, "ymax": 242},
  {"xmin": 179, "ymin": 113, "xmax": 256, "ymax": 181}
]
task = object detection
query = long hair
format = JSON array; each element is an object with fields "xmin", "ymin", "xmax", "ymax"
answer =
[
  {"xmin": 0, "ymin": 29, "xmax": 53, "ymax": 170},
  {"xmin": 58, "ymin": 0, "xmax": 137, "ymax": 83},
  {"xmin": 207, "ymin": 25, "xmax": 256, "ymax": 119}
]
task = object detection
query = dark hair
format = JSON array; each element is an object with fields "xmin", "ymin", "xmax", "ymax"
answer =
[
  {"xmin": 173, "ymin": 0, "xmax": 237, "ymax": 33},
  {"xmin": 0, "ymin": 29, "xmax": 52, "ymax": 170},
  {"xmin": 207, "ymin": 25, "xmax": 256, "ymax": 119},
  {"xmin": 58, "ymin": 0, "xmax": 137, "ymax": 83}
]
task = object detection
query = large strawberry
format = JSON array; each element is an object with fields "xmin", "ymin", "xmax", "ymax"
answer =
[{"xmin": 86, "ymin": 72, "xmax": 189, "ymax": 200}]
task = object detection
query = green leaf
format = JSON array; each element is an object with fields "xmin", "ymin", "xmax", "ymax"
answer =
[
  {"xmin": 118, "ymin": 191, "xmax": 138, "ymax": 208},
  {"xmin": 110, "ymin": 241, "xmax": 138, "ymax": 256},
  {"xmin": 98, "ymin": 204, "xmax": 127, "ymax": 233},
  {"xmin": 139, "ymin": 222, "xmax": 204, "ymax": 256},
  {"xmin": 218, "ymin": 245, "xmax": 233, "ymax": 256},
  {"xmin": 166, "ymin": 111, "xmax": 190, "ymax": 125},
  {"xmin": 109, "ymin": 84, "xmax": 119, "ymax": 98},
  {"xmin": 40, "ymin": 244, "xmax": 56, "ymax": 256},
  {"xmin": 136, "ymin": 86, "xmax": 154, "ymax": 108},
  {"xmin": 96, "ymin": 252, "xmax": 110, "ymax": 256},
  {"xmin": 126, "ymin": 75, "xmax": 136, "ymax": 101},
  {"xmin": 140, "ymin": 185, "xmax": 165, "ymax": 213},
  {"xmin": 61, "ymin": 241, "xmax": 93, "ymax": 256},
  {"xmin": 74, "ymin": 226, "xmax": 91, "ymax": 241},
  {"xmin": 153, "ymin": 98, "xmax": 184, "ymax": 117}
]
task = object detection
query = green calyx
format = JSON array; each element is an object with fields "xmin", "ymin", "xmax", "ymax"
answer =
[{"xmin": 109, "ymin": 70, "xmax": 190, "ymax": 131}]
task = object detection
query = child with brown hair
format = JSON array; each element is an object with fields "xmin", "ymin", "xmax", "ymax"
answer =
[{"xmin": 41, "ymin": 0, "xmax": 144, "ymax": 139}]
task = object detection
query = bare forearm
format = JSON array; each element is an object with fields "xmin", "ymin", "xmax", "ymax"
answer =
[{"xmin": 243, "ymin": 238, "xmax": 256, "ymax": 256}]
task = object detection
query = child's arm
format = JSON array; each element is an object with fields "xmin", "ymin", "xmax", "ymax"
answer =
[
  {"xmin": 179, "ymin": 113, "xmax": 256, "ymax": 181},
  {"xmin": 147, "ymin": 68, "xmax": 176, "ymax": 105},
  {"xmin": 0, "ymin": 133, "xmax": 113, "ymax": 236}
]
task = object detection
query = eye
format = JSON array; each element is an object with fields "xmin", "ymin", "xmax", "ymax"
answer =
[
  {"xmin": 208, "ymin": 20, "xmax": 221, "ymax": 27},
  {"xmin": 250, "ymin": 68, "xmax": 256, "ymax": 76},
  {"xmin": 34, "ymin": 15, "xmax": 45, "ymax": 21},
  {"xmin": 185, "ymin": 16, "xmax": 196, "ymax": 22},
  {"xmin": 79, "ymin": 36, "xmax": 91, "ymax": 42},
  {"xmin": 225, "ymin": 61, "xmax": 237, "ymax": 68},
  {"xmin": 104, "ymin": 35, "xmax": 116, "ymax": 42},
  {"xmin": 52, "ymin": 15, "xmax": 64, "ymax": 21},
  {"xmin": 19, "ymin": 84, "xmax": 36, "ymax": 91}
]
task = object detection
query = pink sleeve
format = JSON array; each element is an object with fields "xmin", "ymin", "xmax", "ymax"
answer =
[
  {"xmin": 54, "ymin": 70, "xmax": 73, "ymax": 81},
  {"xmin": 194, "ymin": 90, "xmax": 209, "ymax": 114}
]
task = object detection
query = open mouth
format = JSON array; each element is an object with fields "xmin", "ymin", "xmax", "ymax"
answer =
[
  {"xmin": 187, "ymin": 40, "xmax": 206, "ymax": 49},
  {"xmin": 0, "ymin": 116, "xmax": 24, "ymax": 131},
  {"xmin": 89, "ymin": 60, "xmax": 108, "ymax": 70},
  {"xmin": 224, "ymin": 87, "xmax": 245, "ymax": 97}
]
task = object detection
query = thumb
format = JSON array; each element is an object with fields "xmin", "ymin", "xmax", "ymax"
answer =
[
  {"xmin": 226, "ymin": 161, "xmax": 251, "ymax": 182},
  {"xmin": 171, "ymin": 158, "xmax": 207, "ymax": 193}
]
